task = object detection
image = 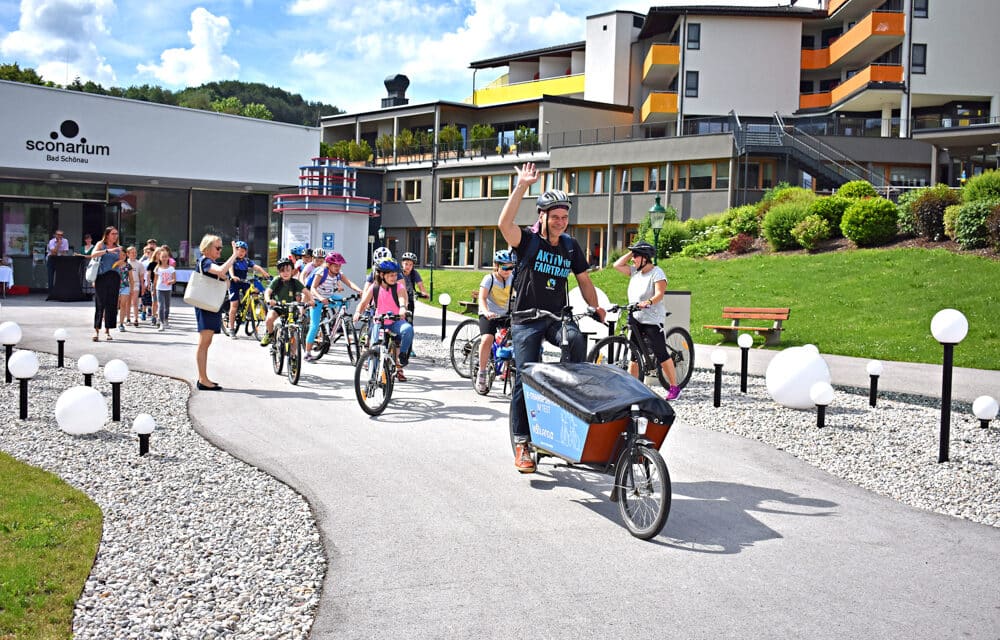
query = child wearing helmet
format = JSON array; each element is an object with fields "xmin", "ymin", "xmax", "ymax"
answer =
[
  {"xmin": 474, "ymin": 249, "xmax": 515, "ymax": 393},
  {"xmin": 299, "ymin": 248, "xmax": 326, "ymax": 285},
  {"xmin": 304, "ymin": 252, "xmax": 362, "ymax": 361},
  {"xmin": 227, "ymin": 241, "xmax": 270, "ymax": 338},
  {"xmin": 260, "ymin": 258, "xmax": 313, "ymax": 347},
  {"xmin": 398, "ymin": 251, "xmax": 428, "ymax": 319},
  {"xmin": 611, "ymin": 240, "xmax": 681, "ymax": 400},
  {"xmin": 354, "ymin": 259, "xmax": 413, "ymax": 381},
  {"xmin": 288, "ymin": 245, "xmax": 307, "ymax": 277}
]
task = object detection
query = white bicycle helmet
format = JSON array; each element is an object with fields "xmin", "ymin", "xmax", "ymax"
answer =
[
  {"xmin": 373, "ymin": 247, "xmax": 393, "ymax": 262},
  {"xmin": 400, "ymin": 251, "xmax": 417, "ymax": 262},
  {"xmin": 536, "ymin": 189, "xmax": 572, "ymax": 212},
  {"xmin": 493, "ymin": 249, "xmax": 514, "ymax": 264}
]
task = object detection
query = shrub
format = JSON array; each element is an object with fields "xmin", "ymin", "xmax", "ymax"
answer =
[
  {"xmin": 719, "ymin": 205, "xmax": 760, "ymax": 237},
  {"xmin": 807, "ymin": 195, "xmax": 851, "ymax": 237},
  {"xmin": 841, "ymin": 197, "xmax": 898, "ymax": 247},
  {"xmin": 438, "ymin": 124, "xmax": 463, "ymax": 152},
  {"xmin": 637, "ymin": 205, "xmax": 679, "ymax": 240},
  {"xmin": 961, "ymin": 169, "xmax": 1000, "ymax": 203},
  {"xmin": 651, "ymin": 220, "xmax": 692, "ymax": 257},
  {"xmin": 755, "ymin": 185, "xmax": 816, "ymax": 218},
  {"xmin": 943, "ymin": 204, "xmax": 961, "ymax": 240},
  {"xmin": 762, "ymin": 200, "xmax": 811, "ymax": 251},
  {"xmin": 348, "ymin": 139, "xmax": 372, "ymax": 162},
  {"xmin": 728, "ymin": 233, "xmax": 755, "ymax": 254},
  {"xmin": 685, "ymin": 213, "xmax": 724, "ymax": 237},
  {"xmin": 470, "ymin": 123, "xmax": 496, "ymax": 152},
  {"xmin": 837, "ymin": 180, "xmax": 878, "ymax": 199},
  {"xmin": 912, "ymin": 184, "xmax": 961, "ymax": 240},
  {"xmin": 896, "ymin": 187, "xmax": 925, "ymax": 237},
  {"xmin": 954, "ymin": 199, "xmax": 1000, "ymax": 249},
  {"xmin": 328, "ymin": 139, "xmax": 351, "ymax": 160},
  {"xmin": 986, "ymin": 206, "xmax": 1000, "ymax": 251},
  {"xmin": 791, "ymin": 214, "xmax": 830, "ymax": 251},
  {"xmin": 680, "ymin": 235, "xmax": 731, "ymax": 257}
]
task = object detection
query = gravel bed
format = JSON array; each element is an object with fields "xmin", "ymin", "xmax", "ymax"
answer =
[{"xmin": 0, "ymin": 352, "xmax": 325, "ymax": 640}]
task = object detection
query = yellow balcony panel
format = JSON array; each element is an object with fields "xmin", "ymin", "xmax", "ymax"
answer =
[
  {"xmin": 643, "ymin": 44, "xmax": 680, "ymax": 86},
  {"xmin": 641, "ymin": 92, "xmax": 678, "ymax": 123},
  {"xmin": 802, "ymin": 12, "xmax": 904, "ymax": 71},
  {"xmin": 473, "ymin": 74, "xmax": 584, "ymax": 106}
]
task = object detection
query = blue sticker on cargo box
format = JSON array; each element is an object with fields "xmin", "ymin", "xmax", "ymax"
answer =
[{"xmin": 523, "ymin": 382, "xmax": 588, "ymax": 462}]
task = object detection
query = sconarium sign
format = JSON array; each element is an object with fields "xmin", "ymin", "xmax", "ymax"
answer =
[{"xmin": 25, "ymin": 119, "xmax": 110, "ymax": 165}]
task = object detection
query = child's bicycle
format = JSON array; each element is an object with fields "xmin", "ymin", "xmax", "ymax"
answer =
[
  {"xmin": 354, "ymin": 312, "xmax": 404, "ymax": 416},
  {"xmin": 587, "ymin": 303, "xmax": 694, "ymax": 392},
  {"xmin": 269, "ymin": 302, "xmax": 308, "ymax": 385},
  {"xmin": 223, "ymin": 275, "xmax": 270, "ymax": 339},
  {"xmin": 470, "ymin": 316, "xmax": 514, "ymax": 396},
  {"xmin": 310, "ymin": 294, "xmax": 360, "ymax": 364}
]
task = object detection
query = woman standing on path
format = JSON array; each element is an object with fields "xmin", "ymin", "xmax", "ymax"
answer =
[
  {"xmin": 91, "ymin": 227, "xmax": 123, "ymax": 342},
  {"xmin": 194, "ymin": 235, "xmax": 238, "ymax": 391},
  {"xmin": 77, "ymin": 233, "xmax": 96, "ymax": 296}
]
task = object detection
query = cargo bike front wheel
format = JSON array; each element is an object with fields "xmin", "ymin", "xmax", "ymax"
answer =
[{"xmin": 614, "ymin": 444, "xmax": 670, "ymax": 540}]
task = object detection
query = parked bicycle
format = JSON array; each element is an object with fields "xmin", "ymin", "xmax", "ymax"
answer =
[
  {"xmin": 310, "ymin": 294, "xmax": 360, "ymax": 364},
  {"xmin": 354, "ymin": 311, "xmax": 404, "ymax": 416},
  {"xmin": 269, "ymin": 302, "xmax": 307, "ymax": 385},
  {"xmin": 223, "ymin": 275, "xmax": 270, "ymax": 339},
  {"xmin": 470, "ymin": 317, "xmax": 514, "ymax": 396}
]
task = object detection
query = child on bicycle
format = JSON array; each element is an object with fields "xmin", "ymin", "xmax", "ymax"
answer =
[
  {"xmin": 227, "ymin": 240, "xmax": 271, "ymax": 338},
  {"xmin": 353, "ymin": 259, "xmax": 413, "ymax": 381},
  {"xmin": 399, "ymin": 252, "xmax": 429, "ymax": 317},
  {"xmin": 474, "ymin": 250, "xmax": 515, "ymax": 393},
  {"xmin": 260, "ymin": 258, "xmax": 314, "ymax": 347},
  {"xmin": 611, "ymin": 240, "xmax": 681, "ymax": 400},
  {"xmin": 299, "ymin": 248, "xmax": 326, "ymax": 285},
  {"xmin": 304, "ymin": 252, "xmax": 363, "ymax": 361}
]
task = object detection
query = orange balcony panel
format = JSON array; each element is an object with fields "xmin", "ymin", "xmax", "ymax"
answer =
[
  {"xmin": 801, "ymin": 48, "xmax": 830, "ymax": 70},
  {"xmin": 800, "ymin": 92, "xmax": 832, "ymax": 110},
  {"xmin": 831, "ymin": 64, "xmax": 902, "ymax": 103},
  {"xmin": 641, "ymin": 92, "xmax": 678, "ymax": 123},
  {"xmin": 829, "ymin": 12, "xmax": 904, "ymax": 63},
  {"xmin": 828, "ymin": 0, "xmax": 849, "ymax": 14},
  {"xmin": 643, "ymin": 44, "xmax": 680, "ymax": 85}
]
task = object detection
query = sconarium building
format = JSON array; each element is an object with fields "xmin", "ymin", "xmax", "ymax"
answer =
[
  {"xmin": 0, "ymin": 80, "xmax": 317, "ymax": 290},
  {"xmin": 323, "ymin": 0, "xmax": 1000, "ymax": 270}
]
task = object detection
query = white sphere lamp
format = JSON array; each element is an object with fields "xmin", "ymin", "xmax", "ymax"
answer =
[
  {"xmin": 55, "ymin": 386, "xmax": 107, "ymax": 435},
  {"xmin": 930, "ymin": 309, "xmax": 968, "ymax": 344},
  {"xmin": 439, "ymin": 293, "xmax": 452, "ymax": 307},
  {"xmin": 972, "ymin": 395, "xmax": 998, "ymax": 429},
  {"xmin": 737, "ymin": 333, "xmax": 753, "ymax": 349},
  {"xmin": 765, "ymin": 346, "xmax": 831, "ymax": 410}
]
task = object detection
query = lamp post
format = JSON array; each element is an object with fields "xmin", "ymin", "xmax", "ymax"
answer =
[
  {"xmin": 0, "ymin": 320, "xmax": 22, "ymax": 383},
  {"xmin": 104, "ymin": 359, "xmax": 130, "ymax": 422},
  {"xmin": 132, "ymin": 413, "xmax": 156, "ymax": 456},
  {"xmin": 866, "ymin": 360, "xmax": 883, "ymax": 407},
  {"xmin": 377, "ymin": 226, "xmax": 386, "ymax": 249},
  {"xmin": 8, "ymin": 350, "xmax": 39, "ymax": 420},
  {"xmin": 427, "ymin": 230, "xmax": 437, "ymax": 301},
  {"xmin": 737, "ymin": 333, "xmax": 753, "ymax": 393},
  {"xmin": 648, "ymin": 196, "xmax": 667, "ymax": 265},
  {"xmin": 711, "ymin": 348, "xmax": 727, "ymax": 407},
  {"xmin": 54, "ymin": 328, "xmax": 69, "ymax": 367},
  {"xmin": 930, "ymin": 308, "xmax": 968, "ymax": 463},
  {"xmin": 972, "ymin": 396, "xmax": 998, "ymax": 429},
  {"xmin": 439, "ymin": 293, "xmax": 452, "ymax": 341},
  {"xmin": 77, "ymin": 354, "xmax": 99, "ymax": 386},
  {"xmin": 810, "ymin": 381, "xmax": 834, "ymax": 429}
]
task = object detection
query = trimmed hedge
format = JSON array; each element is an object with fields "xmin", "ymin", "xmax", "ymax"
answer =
[
  {"xmin": 762, "ymin": 200, "xmax": 811, "ymax": 251},
  {"xmin": 912, "ymin": 184, "xmax": 961, "ymax": 240},
  {"xmin": 837, "ymin": 180, "xmax": 878, "ymax": 199},
  {"xmin": 719, "ymin": 205, "xmax": 760, "ymax": 237},
  {"xmin": 807, "ymin": 195, "xmax": 851, "ymax": 237},
  {"xmin": 841, "ymin": 197, "xmax": 898, "ymax": 247},
  {"xmin": 943, "ymin": 204, "xmax": 961, "ymax": 240},
  {"xmin": 792, "ymin": 214, "xmax": 831, "ymax": 251},
  {"xmin": 955, "ymin": 199, "xmax": 1000, "ymax": 249},
  {"xmin": 896, "ymin": 187, "xmax": 925, "ymax": 237},
  {"xmin": 755, "ymin": 184, "xmax": 815, "ymax": 218},
  {"xmin": 987, "ymin": 206, "xmax": 1000, "ymax": 251},
  {"xmin": 961, "ymin": 169, "xmax": 1000, "ymax": 203}
]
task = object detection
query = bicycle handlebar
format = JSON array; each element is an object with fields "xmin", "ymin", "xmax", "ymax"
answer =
[{"xmin": 531, "ymin": 305, "xmax": 598, "ymax": 323}]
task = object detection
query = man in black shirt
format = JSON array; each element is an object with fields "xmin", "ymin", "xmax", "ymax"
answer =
[{"xmin": 498, "ymin": 162, "xmax": 606, "ymax": 473}]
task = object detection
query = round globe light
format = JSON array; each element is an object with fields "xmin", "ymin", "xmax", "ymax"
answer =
[
  {"xmin": 930, "ymin": 309, "xmax": 968, "ymax": 344},
  {"xmin": 7, "ymin": 350, "xmax": 39, "ymax": 379},
  {"xmin": 809, "ymin": 381, "xmax": 834, "ymax": 406},
  {"xmin": 802, "ymin": 343, "xmax": 820, "ymax": 355},
  {"xmin": 77, "ymin": 354, "xmax": 99, "ymax": 375},
  {"xmin": 132, "ymin": 413, "xmax": 156, "ymax": 435},
  {"xmin": 972, "ymin": 396, "xmax": 999, "ymax": 421},
  {"xmin": 53, "ymin": 328, "xmax": 69, "ymax": 341},
  {"xmin": 866, "ymin": 360, "xmax": 884, "ymax": 377},
  {"xmin": 55, "ymin": 386, "xmax": 107, "ymax": 435},
  {"xmin": 104, "ymin": 359, "xmax": 129, "ymax": 383},
  {"xmin": 0, "ymin": 321, "xmax": 22, "ymax": 345},
  {"xmin": 439, "ymin": 293, "xmax": 452, "ymax": 306},
  {"xmin": 737, "ymin": 333, "xmax": 753, "ymax": 349},
  {"xmin": 765, "ymin": 346, "xmax": 832, "ymax": 410},
  {"xmin": 710, "ymin": 349, "xmax": 727, "ymax": 366}
]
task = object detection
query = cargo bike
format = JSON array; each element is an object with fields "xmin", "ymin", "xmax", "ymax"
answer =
[{"xmin": 521, "ymin": 361, "xmax": 677, "ymax": 539}]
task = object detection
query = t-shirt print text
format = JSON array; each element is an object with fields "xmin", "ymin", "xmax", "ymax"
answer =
[{"xmin": 532, "ymin": 249, "xmax": 572, "ymax": 285}]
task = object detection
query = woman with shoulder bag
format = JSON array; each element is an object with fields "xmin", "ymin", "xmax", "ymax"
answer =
[
  {"xmin": 194, "ymin": 235, "xmax": 238, "ymax": 391},
  {"xmin": 90, "ymin": 226, "xmax": 123, "ymax": 342}
]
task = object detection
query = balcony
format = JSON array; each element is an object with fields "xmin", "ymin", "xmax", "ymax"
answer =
[
  {"xmin": 801, "ymin": 11, "xmax": 904, "ymax": 71},
  {"xmin": 799, "ymin": 64, "xmax": 903, "ymax": 111},
  {"xmin": 827, "ymin": 0, "xmax": 885, "ymax": 21},
  {"xmin": 472, "ymin": 74, "xmax": 584, "ymax": 106},
  {"xmin": 642, "ymin": 44, "xmax": 680, "ymax": 86},
  {"xmin": 641, "ymin": 92, "xmax": 679, "ymax": 124}
]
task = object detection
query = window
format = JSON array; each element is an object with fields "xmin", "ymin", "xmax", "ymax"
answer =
[
  {"xmin": 650, "ymin": 165, "xmax": 667, "ymax": 191},
  {"xmin": 685, "ymin": 71, "xmax": 699, "ymax": 98},
  {"xmin": 715, "ymin": 161, "xmax": 730, "ymax": 190},
  {"xmin": 626, "ymin": 167, "xmax": 646, "ymax": 192},
  {"xmin": 386, "ymin": 179, "xmax": 421, "ymax": 202},
  {"xmin": 489, "ymin": 174, "xmax": 510, "ymax": 198},
  {"xmin": 673, "ymin": 165, "xmax": 687, "ymax": 191},
  {"xmin": 912, "ymin": 43, "xmax": 927, "ymax": 74},
  {"xmin": 462, "ymin": 176, "xmax": 483, "ymax": 199},
  {"xmin": 687, "ymin": 23, "xmax": 700, "ymax": 50},
  {"xmin": 440, "ymin": 177, "xmax": 460, "ymax": 200},
  {"xmin": 403, "ymin": 179, "xmax": 421, "ymax": 201},
  {"xmin": 913, "ymin": 0, "xmax": 928, "ymax": 18},
  {"xmin": 689, "ymin": 163, "xmax": 713, "ymax": 190},
  {"xmin": 593, "ymin": 169, "xmax": 608, "ymax": 194}
]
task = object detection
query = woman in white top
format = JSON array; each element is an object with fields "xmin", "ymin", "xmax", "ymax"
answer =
[{"xmin": 611, "ymin": 240, "xmax": 681, "ymax": 400}]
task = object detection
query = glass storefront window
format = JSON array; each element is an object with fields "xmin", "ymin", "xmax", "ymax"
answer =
[
  {"xmin": 109, "ymin": 186, "xmax": 190, "ymax": 262},
  {"xmin": 0, "ymin": 178, "xmax": 106, "ymax": 202},
  {"xmin": 191, "ymin": 190, "xmax": 270, "ymax": 265}
]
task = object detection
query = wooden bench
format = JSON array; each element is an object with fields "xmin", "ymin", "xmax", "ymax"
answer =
[
  {"xmin": 458, "ymin": 289, "xmax": 480, "ymax": 315},
  {"xmin": 704, "ymin": 307, "xmax": 791, "ymax": 346}
]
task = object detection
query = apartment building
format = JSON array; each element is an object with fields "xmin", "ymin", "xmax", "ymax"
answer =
[{"xmin": 321, "ymin": 0, "xmax": 1000, "ymax": 269}]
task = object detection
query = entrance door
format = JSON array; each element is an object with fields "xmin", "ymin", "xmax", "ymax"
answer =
[{"xmin": 1, "ymin": 201, "xmax": 56, "ymax": 289}]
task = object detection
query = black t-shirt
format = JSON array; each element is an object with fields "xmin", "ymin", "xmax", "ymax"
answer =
[{"xmin": 511, "ymin": 227, "xmax": 588, "ymax": 324}]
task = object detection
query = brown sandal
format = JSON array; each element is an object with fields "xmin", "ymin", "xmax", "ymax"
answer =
[{"xmin": 92, "ymin": 335, "xmax": 99, "ymax": 342}]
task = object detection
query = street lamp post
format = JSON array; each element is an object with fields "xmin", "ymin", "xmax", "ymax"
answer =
[
  {"xmin": 648, "ymin": 196, "xmax": 667, "ymax": 266},
  {"xmin": 930, "ymin": 308, "xmax": 968, "ymax": 463},
  {"xmin": 378, "ymin": 226, "xmax": 386, "ymax": 249},
  {"xmin": 427, "ymin": 230, "xmax": 437, "ymax": 301}
]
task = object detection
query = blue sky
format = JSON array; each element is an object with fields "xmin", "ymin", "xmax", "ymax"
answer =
[{"xmin": 0, "ymin": 0, "xmax": 804, "ymax": 114}]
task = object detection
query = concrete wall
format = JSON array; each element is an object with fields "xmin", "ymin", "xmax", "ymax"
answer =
[
  {"xmin": 585, "ymin": 11, "xmax": 641, "ymax": 105},
  {"xmin": 549, "ymin": 133, "xmax": 733, "ymax": 167},
  {"xmin": 540, "ymin": 102, "xmax": 633, "ymax": 142},
  {"xmin": 279, "ymin": 212, "xmax": 369, "ymax": 286},
  {"xmin": 909, "ymin": 0, "xmax": 1000, "ymax": 100}
]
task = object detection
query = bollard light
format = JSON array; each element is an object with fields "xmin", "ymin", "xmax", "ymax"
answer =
[
  {"xmin": 54, "ymin": 328, "xmax": 69, "ymax": 367},
  {"xmin": 972, "ymin": 396, "xmax": 998, "ymax": 429},
  {"xmin": 931, "ymin": 309, "xmax": 968, "ymax": 463},
  {"xmin": 55, "ymin": 386, "xmax": 107, "ymax": 435},
  {"xmin": 8, "ymin": 350, "xmax": 39, "ymax": 420},
  {"xmin": 810, "ymin": 381, "xmax": 834, "ymax": 429},
  {"xmin": 132, "ymin": 413, "xmax": 156, "ymax": 456},
  {"xmin": 0, "ymin": 320, "xmax": 23, "ymax": 383},
  {"xmin": 104, "ymin": 359, "xmax": 130, "ymax": 422},
  {"xmin": 866, "ymin": 360, "xmax": 883, "ymax": 407},
  {"xmin": 439, "ymin": 292, "xmax": 452, "ymax": 342},
  {"xmin": 711, "ymin": 348, "xmax": 727, "ymax": 408},
  {"xmin": 77, "ymin": 354, "xmax": 99, "ymax": 386},
  {"xmin": 737, "ymin": 333, "xmax": 753, "ymax": 393}
]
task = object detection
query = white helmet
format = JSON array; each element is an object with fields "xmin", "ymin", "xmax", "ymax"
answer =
[{"xmin": 373, "ymin": 247, "xmax": 393, "ymax": 262}]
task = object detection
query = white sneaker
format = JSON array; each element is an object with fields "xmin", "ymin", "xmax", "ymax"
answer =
[
  {"xmin": 157, "ymin": 324, "xmax": 165, "ymax": 332},
  {"xmin": 475, "ymin": 371, "xmax": 489, "ymax": 393},
  {"xmin": 118, "ymin": 324, "xmax": 125, "ymax": 332}
]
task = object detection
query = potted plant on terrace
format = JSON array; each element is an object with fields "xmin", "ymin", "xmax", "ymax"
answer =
[
  {"xmin": 438, "ymin": 124, "xmax": 464, "ymax": 159},
  {"xmin": 470, "ymin": 123, "xmax": 496, "ymax": 157}
]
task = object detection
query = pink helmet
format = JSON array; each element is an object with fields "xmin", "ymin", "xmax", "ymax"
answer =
[{"xmin": 325, "ymin": 251, "xmax": 346, "ymax": 265}]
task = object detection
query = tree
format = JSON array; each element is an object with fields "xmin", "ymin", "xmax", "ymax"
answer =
[
  {"xmin": 0, "ymin": 62, "xmax": 53, "ymax": 86},
  {"xmin": 211, "ymin": 96, "xmax": 243, "ymax": 115},
  {"xmin": 241, "ymin": 102, "xmax": 274, "ymax": 120},
  {"xmin": 470, "ymin": 123, "xmax": 496, "ymax": 153}
]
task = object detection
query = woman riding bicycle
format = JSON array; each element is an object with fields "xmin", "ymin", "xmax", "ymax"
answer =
[
  {"xmin": 474, "ymin": 249, "xmax": 515, "ymax": 393},
  {"xmin": 304, "ymin": 251, "xmax": 363, "ymax": 362},
  {"xmin": 610, "ymin": 240, "xmax": 681, "ymax": 400},
  {"xmin": 227, "ymin": 240, "xmax": 271, "ymax": 338},
  {"xmin": 353, "ymin": 259, "xmax": 413, "ymax": 381}
]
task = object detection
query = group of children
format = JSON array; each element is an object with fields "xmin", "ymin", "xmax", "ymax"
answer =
[{"xmin": 112, "ymin": 238, "xmax": 178, "ymax": 333}]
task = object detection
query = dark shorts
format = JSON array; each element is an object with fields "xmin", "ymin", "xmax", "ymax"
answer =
[
  {"xmin": 227, "ymin": 281, "xmax": 249, "ymax": 302},
  {"xmin": 629, "ymin": 322, "xmax": 670, "ymax": 364},
  {"xmin": 195, "ymin": 308, "xmax": 222, "ymax": 334},
  {"xmin": 478, "ymin": 315, "xmax": 509, "ymax": 335}
]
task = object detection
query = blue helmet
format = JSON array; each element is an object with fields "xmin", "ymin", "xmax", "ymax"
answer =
[
  {"xmin": 234, "ymin": 240, "xmax": 248, "ymax": 250},
  {"xmin": 493, "ymin": 249, "xmax": 514, "ymax": 264},
  {"xmin": 290, "ymin": 245, "xmax": 306, "ymax": 256},
  {"xmin": 375, "ymin": 260, "xmax": 399, "ymax": 273}
]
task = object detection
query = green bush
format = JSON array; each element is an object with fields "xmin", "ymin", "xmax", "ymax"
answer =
[
  {"xmin": 961, "ymin": 169, "xmax": 1000, "ymax": 203},
  {"xmin": 348, "ymin": 139, "xmax": 372, "ymax": 162},
  {"xmin": 719, "ymin": 205, "xmax": 760, "ymax": 237},
  {"xmin": 327, "ymin": 139, "xmax": 351, "ymax": 160},
  {"xmin": 680, "ymin": 235, "xmax": 731, "ymax": 257},
  {"xmin": 837, "ymin": 180, "xmax": 878, "ymax": 199},
  {"xmin": 943, "ymin": 204, "xmax": 961, "ymax": 240},
  {"xmin": 650, "ymin": 220, "xmax": 692, "ymax": 257},
  {"xmin": 954, "ymin": 199, "xmax": 1000, "ymax": 249},
  {"xmin": 987, "ymin": 206, "xmax": 1000, "ymax": 251},
  {"xmin": 637, "ymin": 206, "xmax": 679, "ymax": 240},
  {"xmin": 807, "ymin": 195, "xmax": 851, "ymax": 237},
  {"xmin": 755, "ymin": 185, "xmax": 815, "ymax": 218},
  {"xmin": 896, "ymin": 187, "xmax": 925, "ymax": 237},
  {"xmin": 791, "ymin": 214, "xmax": 831, "ymax": 251},
  {"xmin": 841, "ymin": 197, "xmax": 898, "ymax": 247},
  {"xmin": 685, "ymin": 213, "xmax": 724, "ymax": 237},
  {"xmin": 912, "ymin": 184, "xmax": 961, "ymax": 240},
  {"xmin": 762, "ymin": 200, "xmax": 811, "ymax": 251}
]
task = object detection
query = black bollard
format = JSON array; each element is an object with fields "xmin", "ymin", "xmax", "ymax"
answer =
[
  {"xmin": 18, "ymin": 378, "xmax": 28, "ymax": 419},
  {"xmin": 84, "ymin": 373, "xmax": 93, "ymax": 387},
  {"xmin": 713, "ymin": 363, "xmax": 723, "ymax": 408},
  {"xmin": 139, "ymin": 433, "xmax": 150, "ymax": 456},
  {"xmin": 868, "ymin": 374, "xmax": 879, "ymax": 407},
  {"xmin": 816, "ymin": 404, "xmax": 827, "ymax": 429},
  {"xmin": 938, "ymin": 343, "xmax": 954, "ymax": 463},
  {"xmin": 111, "ymin": 382, "xmax": 122, "ymax": 421},
  {"xmin": 740, "ymin": 347, "xmax": 749, "ymax": 393},
  {"xmin": 441, "ymin": 304, "xmax": 448, "ymax": 342},
  {"xmin": 57, "ymin": 340, "xmax": 65, "ymax": 368},
  {"xmin": 4, "ymin": 344, "xmax": 11, "ymax": 384}
]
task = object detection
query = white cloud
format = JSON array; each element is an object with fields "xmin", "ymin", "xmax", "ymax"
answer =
[
  {"xmin": 291, "ymin": 50, "xmax": 327, "ymax": 69},
  {"xmin": 287, "ymin": 0, "xmax": 334, "ymax": 16},
  {"xmin": 136, "ymin": 7, "xmax": 239, "ymax": 87}
]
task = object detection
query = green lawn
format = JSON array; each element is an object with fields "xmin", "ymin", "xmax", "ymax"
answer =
[
  {"xmin": 424, "ymin": 248, "xmax": 1000, "ymax": 370},
  {"xmin": 0, "ymin": 452, "xmax": 102, "ymax": 639}
]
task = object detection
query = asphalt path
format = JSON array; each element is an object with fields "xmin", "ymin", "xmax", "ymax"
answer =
[{"xmin": 3, "ymin": 295, "xmax": 999, "ymax": 639}]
